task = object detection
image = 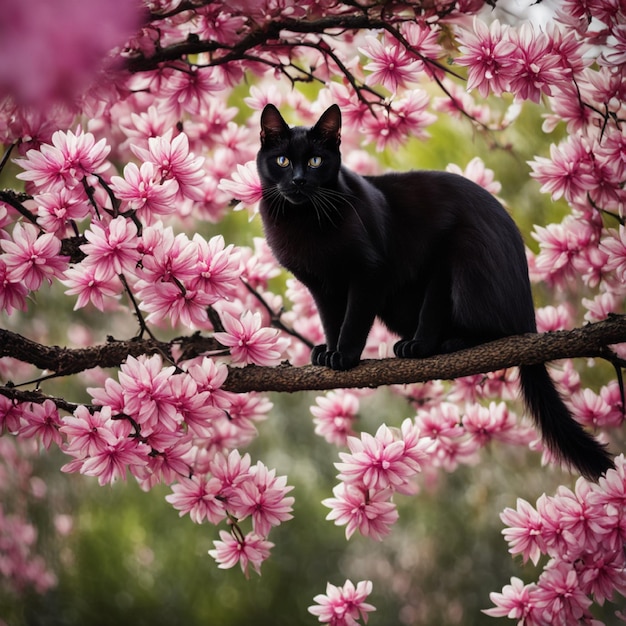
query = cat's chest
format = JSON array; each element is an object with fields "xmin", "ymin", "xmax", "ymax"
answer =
[{"xmin": 262, "ymin": 215, "xmax": 358, "ymax": 277}]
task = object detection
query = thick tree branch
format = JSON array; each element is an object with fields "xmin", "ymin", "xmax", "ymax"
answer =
[
  {"xmin": 0, "ymin": 330, "xmax": 222, "ymax": 378},
  {"xmin": 223, "ymin": 315, "xmax": 626, "ymax": 392},
  {"xmin": 1, "ymin": 317, "xmax": 626, "ymax": 406}
]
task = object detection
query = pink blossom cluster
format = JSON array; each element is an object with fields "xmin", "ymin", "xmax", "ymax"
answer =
[
  {"xmin": 309, "ymin": 579, "xmax": 376, "ymax": 626},
  {"xmin": 486, "ymin": 455, "xmax": 626, "ymax": 625},
  {"xmin": 323, "ymin": 420, "xmax": 433, "ymax": 541},
  {"xmin": 1, "ymin": 352, "xmax": 292, "ymax": 576},
  {"xmin": 169, "ymin": 450, "xmax": 294, "ymax": 577}
]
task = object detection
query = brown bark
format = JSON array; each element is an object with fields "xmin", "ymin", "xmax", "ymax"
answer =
[{"xmin": 1, "ymin": 316, "xmax": 625, "ymax": 406}]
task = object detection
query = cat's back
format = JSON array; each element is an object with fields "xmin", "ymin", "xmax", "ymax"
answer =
[{"xmin": 366, "ymin": 169, "xmax": 518, "ymax": 236}]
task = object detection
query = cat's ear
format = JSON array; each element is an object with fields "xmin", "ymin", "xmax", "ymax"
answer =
[
  {"xmin": 260, "ymin": 104, "xmax": 290, "ymax": 145},
  {"xmin": 313, "ymin": 104, "xmax": 341, "ymax": 145}
]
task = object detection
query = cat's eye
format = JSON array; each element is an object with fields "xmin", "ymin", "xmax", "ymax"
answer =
[
  {"xmin": 276, "ymin": 156, "xmax": 290, "ymax": 168},
  {"xmin": 308, "ymin": 156, "xmax": 323, "ymax": 168}
]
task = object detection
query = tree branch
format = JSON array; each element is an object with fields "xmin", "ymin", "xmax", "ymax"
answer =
[
  {"xmin": 0, "ymin": 329, "xmax": 222, "ymax": 378},
  {"xmin": 2, "ymin": 317, "xmax": 626, "ymax": 403},
  {"xmin": 223, "ymin": 315, "xmax": 626, "ymax": 392}
]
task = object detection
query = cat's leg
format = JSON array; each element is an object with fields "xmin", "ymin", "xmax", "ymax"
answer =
[
  {"xmin": 312, "ymin": 279, "xmax": 378, "ymax": 370},
  {"xmin": 394, "ymin": 268, "xmax": 451, "ymax": 359},
  {"xmin": 329, "ymin": 280, "xmax": 379, "ymax": 370},
  {"xmin": 307, "ymin": 283, "xmax": 347, "ymax": 367}
]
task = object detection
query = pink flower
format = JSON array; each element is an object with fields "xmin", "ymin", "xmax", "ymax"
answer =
[
  {"xmin": 456, "ymin": 19, "xmax": 517, "ymax": 97},
  {"xmin": 87, "ymin": 378, "xmax": 126, "ymax": 415},
  {"xmin": 60, "ymin": 405, "xmax": 117, "ymax": 458},
  {"xmin": 131, "ymin": 130, "xmax": 206, "ymax": 202},
  {"xmin": 310, "ymin": 390, "xmax": 360, "ymax": 447},
  {"xmin": 165, "ymin": 474, "xmax": 226, "ymax": 524},
  {"xmin": 532, "ymin": 217, "xmax": 595, "ymax": 283},
  {"xmin": 336, "ymin": 424, "xmax": 416, "ymax": 491},
  {"xmin": 168, "ymin": 373, "xmax": 217, "ymax": 438},
  {"xmin": 1, "ymin": 222, "xmax": 68, "ymax": 291},
  {"xmin": 415, "ymin": 403, "xmax": 477, "ymax": 471},
  {"xmin": 578, "ymin": 549, "xmax": 626, "ymax": 606},
  {"xmin": 80, "ymin": 216, "xmax": 141, "ymax": 281},
  {"xmin": 117, "ymin": 354, "xmax": 179, "ymax": 435},
  {"xmin": 138, "ymin": 281, "xmax": 214, "ymax": 328},
  {"xmin": 0, "ymin": 396, "xmax": 23, "ymax": 433},
  {"xmin": 138, "ymin": 230, "xmax": 199, "ymax": 284},
  {"xmin": 61, "ymin": 263, "xmax": 122, "ymax": 311},
  {"xmin": 15, "ymin": 127, "xmax": 110, "ymax": 192},
  {"xmin": 500, "ymin": 498, "xmax": 545, "ymax": 565},
  {"xmin": 18, "ymin": 400, "xmax": 62, "ymax": 449},
  {"xmin": 308, "ymin": 579, "xmax": 376, "ymax": 626},
  {"xmin": 534, "ymin": 562, "xmax": 592, "ymax": 625},
  {"xmin": 35, "ymin": 187, "xmax": 90, "ymax": 234},
  {"xmin": 528, "ymin": 136, "xmax": 595, "ymax": 203},
  {"xmin": 138, "ymin": 436, "xmax": 193, "ymax": 490},
  {"xmin": 214, "ymin": 310, "xmax": 287, "ymax": 366},
  {"xmin": 322, "ymin": 483, "xmax": 398, "ymax": 541},
  {"xmin": 160, "ymin": 67, "xmax": 223, "ymax": 117},
  {"xmin": 483, "ymin": 577, "xmax": 539, "ymax": 623},
  {"xmin": 190, "ymin": 234, "xmax": 241, "ymax": 302},
  {"xmin": 109, "ymin": 161, "xmax": 179, "ymax": 221},
  {"xmin": 568, "ymin": 388, "xmax": 613, "ymax": 429},
  {"xmin": 508, "ymin": 23, "xmax": 568, "ymax": 103},
  {"xmin": 80, "ymin": 437, "xmax": 150, "ymax": 486},
  {"xmin": 401, "ymin": 21, "xmax": 442, "ymax": 67},
  {"xmin": 228, "ymin": 461, "xmax": 294, "ymax": 537},
  {"xmin": 184, "ymin": 357, "xmax": 233, "ymax": 411},
  {"xmin": 0, "ymin": 257, "xmax": 28, "ymax": 314},
  {"xmin": 209, "ymin": 449, "xmax": 252, "ymax": 503},
  {"xmin": 535, "ymin": 304, "xmax": 573, "ymax": 332},
  {"xmin": 360, "ymin": 36, "xmax": 422, "ymax": 93},
  {"xmin": 208, "ymin": 530, "xmax": 273, "ymax": 577},
  {"xmin": 218, "ymin": 161, "xmax": 263, "ymax": 212},
  {"xmin": 462, "ymin": 402, "xmax": 526, "ymax": 446},
  {"xmin": 600, "ymin": 226, "xmax": 626, "ymax": 283},
  {"xmin": 362, "ymin": 91, "xmax": 436, "ymax": 151}
]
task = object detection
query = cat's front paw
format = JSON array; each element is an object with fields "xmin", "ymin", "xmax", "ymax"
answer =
[
  {"xmin": 394, "ymin": 339, "xmax": 437, "ymax": 359},
  {"xmin": 311, "ymin": 345, "xmax": 359, "ymax": 370},
  {"xmin": 311, "ymin": 344, "xmax": 329, "ymax": 366}
]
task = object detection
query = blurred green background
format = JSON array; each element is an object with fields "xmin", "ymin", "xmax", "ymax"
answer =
[{"xmin": 1, "ymin": 91, "xmax": 622, "ymax": 626}]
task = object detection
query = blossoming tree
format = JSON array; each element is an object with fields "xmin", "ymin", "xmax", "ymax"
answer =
[{"xmin": 1, "ymin": 0, "xmax": 626, "ymax": 623}]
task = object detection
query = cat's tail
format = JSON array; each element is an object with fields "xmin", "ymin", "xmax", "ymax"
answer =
[{"xmin": 519, "ymin": 364, "xmax": 614, "ymax": 481}]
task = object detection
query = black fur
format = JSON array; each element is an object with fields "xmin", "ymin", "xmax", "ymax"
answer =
[{"xmin": 256, "ymin": 103, "xmax": 614, "ymax": 480}]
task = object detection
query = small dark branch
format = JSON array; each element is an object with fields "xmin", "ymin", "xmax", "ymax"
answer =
[
  {"xmin": 82, "ymin": 178, "xmax": 103, "ymax": 220},
  {"xmin": 126, "ymin": 14, "xmax": 424, "ymax": 74},
  {"xmin": 60, "ymin": 235, "xmax": 88, "ymax": 263},
  {"xmin": 241, "ymin": 278, "xmax": 314, "ymax": 349},
  {"xmin": 207, "ymin": 306, "xmax": 225, "ymax": 332},
  {"xmin": 0, "ymin": 386, "xmax": 83, "ymax": 414},
  {"xmin": 0, "ymin": 143, "xmax": 16, "ymax": 176},
  {"xmin": 118, "ymin": 273, "xmax": 157, "ymax": 341},
  {"xmin": 0, "ymin": 190, "xmax": 40, "ymax": 228},
  {"xmin": 93, "ymin": 174, "xmax": 122, "ymax": 215},
  {"xmin": 587, "ymin": 192, "xmax": 625, "ymax": 226}
]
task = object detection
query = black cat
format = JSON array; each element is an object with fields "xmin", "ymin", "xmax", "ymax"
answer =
[{"xmin": 256, "ymin": 103, "xmax": 614, "ymax": 480}]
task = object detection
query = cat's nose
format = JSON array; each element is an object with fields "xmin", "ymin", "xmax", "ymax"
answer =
[{"xmin": 292, "ymin": 175, "xmax": 306, "ymax": 187}]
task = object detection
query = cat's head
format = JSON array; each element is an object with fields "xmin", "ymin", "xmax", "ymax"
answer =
[{"xmin": 256, "ymin": 104, "xmax": 342, "ymax": 207}]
